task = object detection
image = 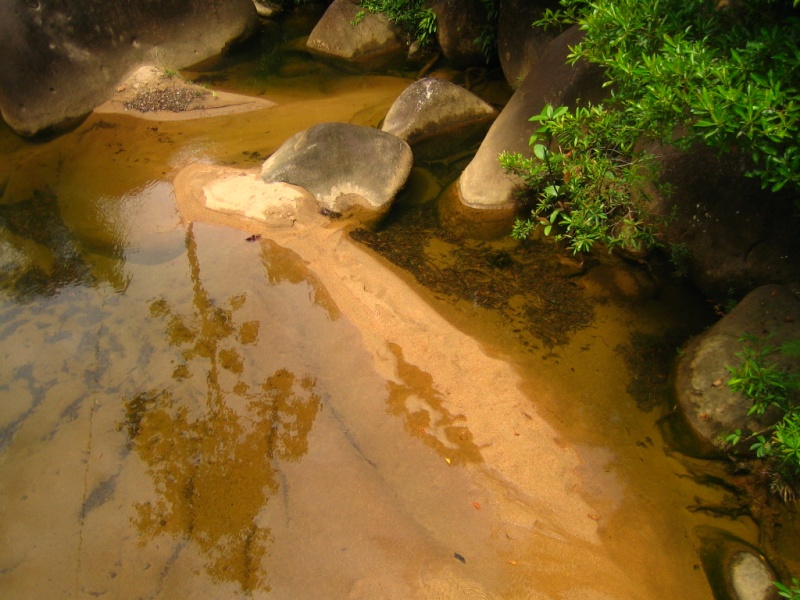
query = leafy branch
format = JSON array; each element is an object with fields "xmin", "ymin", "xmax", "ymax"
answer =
[
  {"xmin": 357, "ymin": 0, "xmax": 438, "ymax": 46},
  {"xmin": 503, "ymin": 0, "xmax": 800, "ymax": 255},
  {"xmin": 500, "ymin": 103, "xmax": 664, "ymax": 255},
  {"xmin": 725, "ymin": 334, "xmax": 800, "ymax": 499}
]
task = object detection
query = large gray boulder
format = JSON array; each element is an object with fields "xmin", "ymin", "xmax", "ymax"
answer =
[
  {"xmin": 646, "ymin": 141, "xmax": 800, "ymax": 300},
  {"xmin": 0, "ymin": 0, "xmax": 258, "ymax": 137},
  {"xmin": 427, "ymin": 0, "xmax": 490, "ymax": 68},
  {"xmin": 497, "ymin": 0, "xmax": 562, "ymax": 87},
  {"xmin": 260, "ymin": 122, "xmax": 413, "ymax": 223},
  {"xmin": 450, "ymin": 26, "xmax": 606, "ymax": 237},
  {"xmin": 674, "ymin": 284, "xmax": 800, "ymax": 455},
  {"xmin": 306, "ymin": 0, "xmax": 406, "ymax": 70},
  {"xmin": 381, "ymin": 77, "xmax": 497, "ymax": 161}
]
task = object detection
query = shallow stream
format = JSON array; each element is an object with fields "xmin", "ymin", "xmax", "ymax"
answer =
[{"xmin": 0, "ymin": 12, "xmax": 779, "ymax": 600}]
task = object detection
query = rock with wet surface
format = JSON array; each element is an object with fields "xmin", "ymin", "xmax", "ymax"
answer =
[
  {"xmin": 453, "ymin": 26, "xmax": 606, "ymax": 237},
  {"xmin": 497, "ymin": 0, "xmax": 561, "ymax": 87},
  {"xmin": 381, "ymin": 77, "xmax": 497, "ymax": 161},
  {"xmin": 0, "ymin": 0, "xmax": 258, "ymax": 136},
  {"xmin": 260, "ymin": 122, "xmax": 413, "ymax": 223},
  {"xmin": 306, "ymin": 0, "xmax": 406, "ymax": 70},
  {"xmin": 644, "ymin": 139, "xmax": 800, "ymax": 301},
  {"xmin": 674, "ymin": 284, "xmax": 800, "ymax": 455},
  {"xmin": 697, "ymin": 526, "xmax": 781, "ymax": 600},
  {"xmin": 427, "ymin": 0, "xmax": 491, "ymax": 68}
]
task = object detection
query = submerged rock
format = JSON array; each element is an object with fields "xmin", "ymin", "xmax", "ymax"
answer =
[
  {"xmin": 306, "ymin": 0, "xmax": 406, "ymax": 70},
  {"xmin": 260, "ymin": 122, "xmax": 413, "ymax": 224},
  {"xmin": 174, "ymin": 164, "xmax": 321, "ymax": 231},
  {"xmin": 696, "ymin": 526, "xmax": 780, "ymax": 600},
  {"xmin": 381, "ymin": 77, "xmax": 497, "ymax": 161},
  {"xmin": 673, "ymin": 284, "xmax": 800, "ymax": 455}
]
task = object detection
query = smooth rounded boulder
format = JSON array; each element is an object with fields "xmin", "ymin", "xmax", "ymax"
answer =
[
  {"xmin": 673, "ymin": 284, "xmax": 800, "ymax": 455},
  {"xmin": 497, "ymin": 0, "xmax": 561, "ymax": 86},
  {"xmin": 260, "ymin": 122, "xmax": 413, "ymax": 223},
  {"xmin": 0, "ymin": 0, "xmax": 257, "ymax": 136},
  {"xmin": 697, "ymin": 526, "xmax": 780, "ymax": 600},
  {"xmin": 451, "ymin": 26, "xmax": 605, "ymax": 237},
  {"xmin": 306, "ymin": 0, "xmax": 406, "ymax": 70},
  {"xmin": 645, "ymin": 139, "xmax": 800, "ymax": 301},
  {"xmin": 381, "ymin": 77, "xmax": 497, "ymax": 161},
  {"xmin": 428, "ymin": 0, "xmax": 491, "ymax": 68}
]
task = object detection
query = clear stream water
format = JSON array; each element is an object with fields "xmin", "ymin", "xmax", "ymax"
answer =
[{"xmin": 0, "ymin": 11, "xmax": 781, "ymax": 600}]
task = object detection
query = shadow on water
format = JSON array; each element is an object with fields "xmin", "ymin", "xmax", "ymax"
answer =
[{"xmin": 0, "ymin": 188, "xmax": 98, "ymax": 300}]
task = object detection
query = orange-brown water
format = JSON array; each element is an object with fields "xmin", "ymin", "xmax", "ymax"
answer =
[{"xmin": 0, "ymin": 25, "xmax": 771, "ymax": 600}]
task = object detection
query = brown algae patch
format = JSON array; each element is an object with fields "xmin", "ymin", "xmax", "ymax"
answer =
[
  {"xmin": 351, "ymin": 201, "xmax": 593, "ymax": 348},
  {"xmin": 122, "ymin": 367, "xmax": 320, "ymax": 593}
]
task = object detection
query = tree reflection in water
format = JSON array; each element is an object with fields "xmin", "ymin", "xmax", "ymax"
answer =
[{"xmin": 121, "ymin": 224, "xmax": 320, "ymax": 593}]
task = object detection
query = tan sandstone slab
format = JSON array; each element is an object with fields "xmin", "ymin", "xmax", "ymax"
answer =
[{"xmin": 95, "ymin": 65, "xmax": 276, "ymax": 121}]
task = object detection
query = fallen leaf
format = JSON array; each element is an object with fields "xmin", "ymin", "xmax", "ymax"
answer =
[
  {"xmin": 444, "ymin": 457, "xmax": 451, "ymax": 464},
  {"xmin": 472, "ymin": 502, "xmax": 481, "ymax": 510},
  {"xmin": 712, "ymin": 378, "xmax": 723, "ymax": 387},
  {"xmin": 508, "ymin": 560, "xmax": 518, "ymax": 566}
]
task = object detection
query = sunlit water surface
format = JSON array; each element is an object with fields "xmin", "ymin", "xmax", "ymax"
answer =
[{"xmin": 0, "ymin": 16, "xmax": 773, "ymax": 600}]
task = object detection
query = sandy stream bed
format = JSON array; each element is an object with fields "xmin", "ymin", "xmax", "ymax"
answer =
[
  {"xmin": 0, "ymin": 75, "xmax": 742, "ymax": 600},
  {"xmin": 160, "ymin": 162, "xmax": 718, "ymax": 599}
]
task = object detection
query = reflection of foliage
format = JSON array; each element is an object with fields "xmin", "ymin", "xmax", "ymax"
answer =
[
  {"xmin": 124, "ymin": 224, "xmax": 320, "ymax": 592},
  {"xmin": 148, "ymin": 225, "xmax": 261, "ymax": 383},
  {"xmin": 259, "ymin": 238, "xmax": 341, "ymax": 320},
  {"xmin": 0, "ymin": 188, "xmax": 95, "ymax": 300},
  {"xmin": 386, "ymin": 343, "xmax": 482, "ymax": 465},
  {"xmin": 123, "ymin": 369, "xmax": 320, "ymax": 592}
]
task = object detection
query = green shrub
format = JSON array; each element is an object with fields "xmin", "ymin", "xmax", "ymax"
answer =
[
  {"xmin": 503, "ymin": 0, "xmax": 800, "ymax": 254},
  {"xmin": 357, "ymin": 0, "xmax": 438, "ymax": 46},
  {"xmin": 475, "ymin": 0, "xmax": 499, "ymax": 63},
  {"xmin": 775, "ymin": 577, "xmax": 800, "ymax": 600},
  {"xmin": 725, "ymin": 335, "xmax": 800, "ymax": 499},
  {"xmin": 501, "ymin": 103, "xmax": 663, "ymax": 255}
]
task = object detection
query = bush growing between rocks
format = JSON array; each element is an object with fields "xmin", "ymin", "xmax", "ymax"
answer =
[
  {"xmin": 725, "ymin": 335, "xmax": 800, "ymax": 502},
  {"xmin": 502, "ymin": 0, "xmax": 800, "ymax": 256},
  {"xmin": 356, "ymin": 0, "xmax": 438, "ymax": 46}
]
